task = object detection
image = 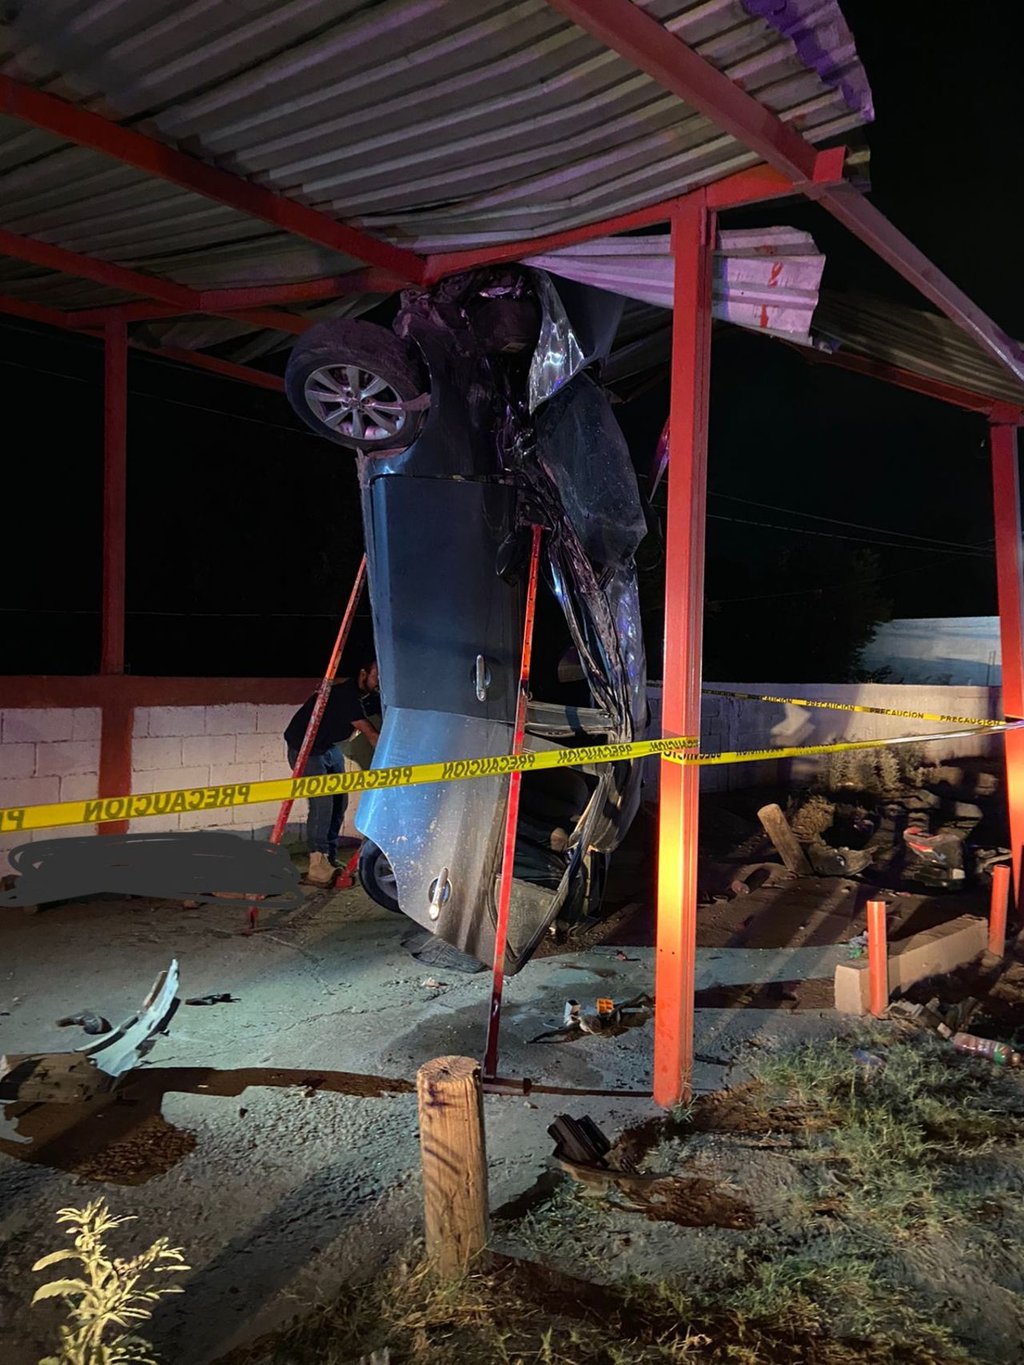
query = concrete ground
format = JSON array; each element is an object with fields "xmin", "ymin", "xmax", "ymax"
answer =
[{"xmin": 0, "ymin": 882, "xmax": 871, "ymax": 1363}]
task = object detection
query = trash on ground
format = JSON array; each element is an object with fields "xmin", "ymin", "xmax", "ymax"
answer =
[
  {"xmin": 950, "ymin": 1031, "xmax": 1022, "ymax": 1067},
  {"xmin": 852, "ymin": 1048, "xmax": 885, "ymax": 1070},
  {"xmin": 847, "ymin": 931, "xmax": 868, "ymax": 959},
  {"xmin": 419, "ymin": 977, "xmax": 448, "ymax": 990},
  {"xmin": 184, "ymin": 993, "xmax": 238, "ymax": 1006},
  {"xmin": 529, "ymin": 993, "xmax": 653, "ymax": 1043},
  {"xmin": 56, "ymin": 1009, "xmax": 112, "ymax": 1035}
]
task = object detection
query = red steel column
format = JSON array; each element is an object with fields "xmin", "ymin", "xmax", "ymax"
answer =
[
  {"xmin": 101, "ymin": 320, "xmax": 128, "ymax": 676},
  {"xmin": 98, "ymin": 322, "xmax": 129, "ymax": 833},
  {"xmin": 991, "ymin": 421, "xmax": 1024, "ymax": 899},
  {"xmin": 654, "ymin": 194, "xmax": 714, "ymax": 1107}
]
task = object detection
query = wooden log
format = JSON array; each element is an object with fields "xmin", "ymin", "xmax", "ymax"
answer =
[
  {"xmin": 757, "ymin": 803, "xmax": 812, "ymax": 876},
  {"xmin": 416, "ymin": 1055, "xmax": 489, "ymax": 1276}
]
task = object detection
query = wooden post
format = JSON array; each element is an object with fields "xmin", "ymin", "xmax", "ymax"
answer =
[
  {"xmin": 757, "ymin": 803, "xmax": 812, "ymax": 876},
  {"xmin": 416, "ymin": 1055, "xmax": 489, "ymax": 1276}
]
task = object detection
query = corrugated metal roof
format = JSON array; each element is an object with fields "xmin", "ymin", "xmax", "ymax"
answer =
[
  {"xmin": 0, "ymin": 0, "xmax": 871, "ymax": 353},
  {"xmin": 812, "ymin": 292, "xmax": 1024, "ymax": 408},
  {"xmin": 603, "ymin": 288, "xmax": 1024, "ymax": 410}
]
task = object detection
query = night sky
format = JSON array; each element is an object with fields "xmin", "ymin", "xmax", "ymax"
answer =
[{"xmin": 1, "ymin": 1, "xmax": 1020, "ymax": 682}]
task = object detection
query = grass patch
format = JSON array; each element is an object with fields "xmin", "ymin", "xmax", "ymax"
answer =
[
  {"xmin": 746, "ymin": 1033, "xmax": 1024, "ymax": 1233},
  {"xmin": 220, "ymin": 1248, "xmax": 969, "ymax": 1365}
]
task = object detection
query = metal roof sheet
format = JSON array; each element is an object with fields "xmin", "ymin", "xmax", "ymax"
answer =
[{"xmin": 0, "ymin": 0, "xmax": 871, "ymax": 339}]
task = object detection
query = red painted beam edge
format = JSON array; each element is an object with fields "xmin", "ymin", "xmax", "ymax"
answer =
[
  {"xmin": 0, "ymin": 676, "xmax": 320, "ymax": 707},
  {"xmin": 0, "ymin": 74, "xmax": 426, "ymax": 285}
]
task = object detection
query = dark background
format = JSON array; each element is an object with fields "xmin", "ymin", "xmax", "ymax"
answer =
[{"xmin": 1, "ymin": 0, "xmax": 1020, "ymax": 682}]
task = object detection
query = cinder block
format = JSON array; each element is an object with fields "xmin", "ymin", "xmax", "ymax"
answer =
[
  {"xmin": 59, "ymin": 773, "xmax": 100, "ymax": 802},
  {"xmin": 132, "ymin": 766, "xmax": 210, "ymax": 794},
  {"xmin": 127, "ymin": 813, "xmax": 180, "ymax": 834},
  {"xmin": 179, "ymin": 806, "xmax": 234, "ymax": 831},
  {"xmin": 207, "ymin": 761, "xmax": 263, "ymax": 788},
  {"xmin": 34, "ymin": 741, "xmax": 100, "ymax": 777},
  {"xmin": 133, "ymin": 737, "xmax": 184, "ymax": 771},
  {"xmin": 0, "ymin": 776, "xmax": 60, "ymax": 809},
  {"xmin": 71, "ymin": 709, "xmax": 102, "ymax": 741},
  {"xmin": 148, "ymin": 706, "xmax": 207, "ymax": 738},
  {"xmin": 256, "ymin": 705, "xmax": 296, "ymax": 734},
  {"xmin": 0, "ymin": 742, "xmax": 36, "ymax": 779},
  {"xmin": 234, "ymin": 733, "xmax": 285, "ymax": 766},
  {"xmin": 835, "ymin": 914, "xmax": 988, "ymax": 1015},
  {"xmin": 205, "ymin": 704, "xmax": 258, "ymax": 736},
  {"xmin": 260, "ymin": 758, "xmax": 293, "ymax": 781},
  {"xmin": 133, "ymin": 708, "xmax": 151, "ymax": 739},
  {"xmin": 182, "ymin": 735, "xmax": 237, "ymax": 767},
  {"xmin": 1, "ymin": 709, "xmax": 74, "ymax": 744}
]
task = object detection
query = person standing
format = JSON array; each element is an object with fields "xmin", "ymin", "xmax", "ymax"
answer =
[{"xmin": 284, "ymin": 660, "xmax": 380, "ymax": 885}]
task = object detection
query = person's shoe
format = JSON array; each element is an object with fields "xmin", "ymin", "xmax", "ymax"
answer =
[{"xmin": 306, "ymin": 852, "xmax": 335, "ymax": 887}]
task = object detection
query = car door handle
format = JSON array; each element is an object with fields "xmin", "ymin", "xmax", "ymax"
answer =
[{"xmin": 475, "ymin": 654, "xmax": 491, "ymax": 702}]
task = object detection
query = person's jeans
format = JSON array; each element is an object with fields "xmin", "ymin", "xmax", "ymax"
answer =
[{"xmin": 287, "ymin": 745, "xmax": 348, "ymax": 860}]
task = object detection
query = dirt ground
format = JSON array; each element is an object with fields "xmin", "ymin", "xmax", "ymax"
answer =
[{"xmin": 1, "ymin": 794, "xmax": 1021, "ymax": 1364}]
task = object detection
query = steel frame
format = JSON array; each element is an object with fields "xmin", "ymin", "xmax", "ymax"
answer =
[
  {"xmin": 654, "ymin": 196, "xmax": 714, "ymax": 1106},
  {"xmin": 1, "ymin": 17, "xmax": 1021, "ymax": 1105},
  {"xmin": 991, "ymin": 423, "xmax": 1024, "ymax": 901}
]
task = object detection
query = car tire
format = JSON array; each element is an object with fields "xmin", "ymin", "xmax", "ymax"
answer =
[
  {"xmin": 359, "ymin": 840, "xmax": 402, "ymax": 913},
  {"xmin": 286, "ymin": 319, "xmax": 428, "ymax": 452}
]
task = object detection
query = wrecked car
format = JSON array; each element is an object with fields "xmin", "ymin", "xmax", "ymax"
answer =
[{"xmin": 286, "ymin": 267, "xmax": 647, "ymax": 973}]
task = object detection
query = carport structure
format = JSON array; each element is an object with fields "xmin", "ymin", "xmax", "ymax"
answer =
[{"xmin": 1, "ymin": 0, "xmax": 1022, "ymax": 1104}]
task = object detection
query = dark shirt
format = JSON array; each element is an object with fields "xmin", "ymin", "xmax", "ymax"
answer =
[{"xmin": 284, "ymin": 678, "xmax": 373, "ymax": 754}]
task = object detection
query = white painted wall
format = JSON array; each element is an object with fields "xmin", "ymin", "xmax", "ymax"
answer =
[
  {"xmin": 1, "ymin": 685, "xmax": 1007, "ymax": 874},
  {"xmin": 0, "ymin": 708, "xmax": 101, "ymax": 874},
  {"xmin": 859, "ymin": 617, "xmax": 1001, "ymax": 686}
]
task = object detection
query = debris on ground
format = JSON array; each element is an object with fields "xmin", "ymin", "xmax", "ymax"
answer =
[
  {"xmin": 56, "ymin": 1009, "xmax": 111, "ymax": 1035},
  {"xmin": 528, "ymin": 993, "xmax": 653, "ymax": 1043},
  {"xmin": 756, "ymin": 803, "xmax": 811, "ymax": 875},
  {"xmin": 0, "ymin": 960, "xmax": 179, "ymax": 1103},
  {"xmin": 184, "ymin": 993, "xmax": 238, "ymax": 1006},
  {"xmin": 419, "ymin": 977, "xmax": 448, "ymax": 990}
]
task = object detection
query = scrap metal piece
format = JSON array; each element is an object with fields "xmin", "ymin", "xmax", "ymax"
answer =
[
  {"xmin": 1, "ymin": 960, "xmax": 180, "ymax": 1104},
  {"xmin": 83, "ymin": 959, "xmax": 180, "ymax": 1078}
]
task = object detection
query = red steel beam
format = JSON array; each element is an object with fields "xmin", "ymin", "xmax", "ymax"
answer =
[
  {"xmin": 544, "ymin": 0, "xmax": 1024, "ymax": 387},
  {"xmin": 0, "ymin": 293, "xmax": 70, "ymax": 328},
  {"xmin": 0, "ymin": 74, "xmax": 426, "ymax": 285},
  {"xmin": 423, "ymin": 161, "xmax": 835, "ymax": 282},
  {"xmin": 991, "ymin": 421, "xmax": 1024, "ymax": 900},
  {"xmin": 800, "ymin": 345, "xmax": 1023, "ymax": 420},
  {"xmin": 0, "ymin": 225, "xmax": 307, "ymax": 334},
  {"xmin": 0, "ymin": 293, "xmax": 286, "ymax": 392},
  {"xmin": 654, "ymin": 194, "xmax": 714, "ymax": 1107},
  {"xmin": 130, "ymin": 342, "xmax": 285, "ymax": 392},
  {"xmin": 97, "ymin": 699, "xmax": 132, "ymax": 835},
  {"xmin": 100, "ymin": 320, "xmax": 128, "ymax": 677}
]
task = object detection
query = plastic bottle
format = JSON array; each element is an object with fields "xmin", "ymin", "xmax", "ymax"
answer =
[{"xmin": 950, "ymin": 1032, "xmax": 1022, "ymax": 1067}]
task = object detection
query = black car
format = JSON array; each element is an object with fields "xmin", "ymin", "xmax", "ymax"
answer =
[{"xmin": 286, "ymin": 266, "xmax": 648, "ymax": 973}]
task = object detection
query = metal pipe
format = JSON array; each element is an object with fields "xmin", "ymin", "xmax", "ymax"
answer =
[
  {"xmin": 269, "ymin": 556, "xmax": 367, "ymax": 847},
  {"xmin": 989, "ymin": 863, "xmax": 1011, "ymax": 956},
  {"xmin": 654, "ymin": 196, "xmax": 714, "ymax": 1107},
  {"xmin": 483, "ymin": 524, "xmax": 544, "ymax": 1079},
  {"xmin": 867, "ymin": 899, "xmax": 889, "ymax": 1017}
]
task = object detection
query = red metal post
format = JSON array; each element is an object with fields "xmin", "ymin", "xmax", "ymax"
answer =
[
  {"xmin": 867, "ymin": 899, "xmax": 889, "ymax": 1016},
  {"xmin": 989, "ymin": 863, "xmax": 1011, "ymax": 956},
  {"xmin": 96, "ymin": 699, "xmax": 132, "ymax": 836},
  {"xmin": 653, "ymin": 195, "xmax": 714, "ymax": 1107},
  {"xmin": 269, "ymin": 556, "xmax": 367, "ymax": 845},
  {"xmin": 991, "ymin": 422, "xmax": 1024, "ymax": 901},
  {"xmin": 483, "ymin": 524, "xmax": 544, "ymax": 1079},
  {"xmin": 101, "ymin": 321, "xmax": 127, "ymax": 677}
]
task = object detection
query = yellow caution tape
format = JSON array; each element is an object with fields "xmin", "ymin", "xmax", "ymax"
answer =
[
  {"xmin": 702, "ymin": 688, "xmax": 1015, "ymax": 730},
  {"xmin": 0, "ymin": 733, "xmax": 697, "ymax": 834},
  {"xmin": 3, "ymin": 720, "xmax": 1019, "ymax": 836}
]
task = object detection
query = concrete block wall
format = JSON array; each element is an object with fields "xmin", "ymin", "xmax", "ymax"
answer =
[
  {"xmin": 0, "ymin": 708, "xmax": 102, "ymax": 873},
  {"xmin": 0, "ymin": 702, "xmax": 364, "ymax": 874},
  {"xmin": 644, "ymin": 682, "xmax": 1004, "ymax": 798}
]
